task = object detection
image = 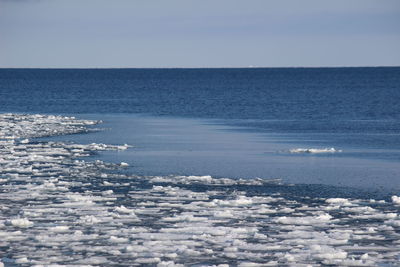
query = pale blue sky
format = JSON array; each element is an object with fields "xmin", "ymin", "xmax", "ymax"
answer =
[{"xmin": 0, "ymin": 0, "xmax": 399, "ymax": 68}]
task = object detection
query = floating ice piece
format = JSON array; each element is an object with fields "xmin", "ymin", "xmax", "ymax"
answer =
[
  {"xmin": 79, "ymin": 215, "xmax": 101, "ymax": 225},
  {"xmin": 186, "ymin": 175, "xmax": 213, "ymax": 183},
  {"xmin": 157, "ymin": 261, "xmax": 184, "ymax": 267},
  {"xmin": 120, "ymin": 162, "xmax": 129, "ymax": 167},
  {"xmin": 385, "ymin": 219, "xmax": 400, "ymax": 227},
  {"xmin": 213, "ymin": 210, "xmax": 234, "ymax": 218},
  {"xmin": 10, "ymin": 218, "xmax": 33, "ymax": 228},
  {"xmin": 117, "ymin": 144, "xmax": 131, "ymax": 150},
  {"xmin": 238, "ymin": 262, "xmax": 266, "ymax": 267},
  {"xmin": 276, "ymin": 213, "xmax": 332, "ymax": 225},
  {"xmin": 109, "ymin": 236, "xmax": 129, "ymax": 243},
  {"xmin": 50, "ymin": 226, "xmax": 69, "ymax": 232},
  {"xmin": 360, "ymin": 253, "xmax": 369, "ymax": 260},
  {"xmin": 326, "ymin": 198, "xmax": 352, "ymax": 206},
  {"xmin": 135, "ymin": 258, "xmax": 161, "ymax": 264},
  {"xmin": 289, "ymin": 147, "xmax": 342, "ymax": 153},
  {"xmin": 212, "ymin": 196, "xmax": 253, "ymax": 206},
  {"xmin": 115, "ymin": 205, "xmax": 134, "ymax": 214},
  {"xmin": 391, "ymin": 195, "xmax": 400, "ymax": 204},
  {"xmin": 15, "ymin": 257, "xmax": 29, "ymax": 264}
]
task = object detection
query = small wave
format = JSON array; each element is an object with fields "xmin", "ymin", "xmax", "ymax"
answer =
[{"xmin": 289, "ymin": 147, "xmax": 342, "ymax": 154}]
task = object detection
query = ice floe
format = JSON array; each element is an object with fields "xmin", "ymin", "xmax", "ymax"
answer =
[
  {"xmin": 392, "ymin": 195, "xmax": 400, "ymax": 205},
  {"xmin": 0, "ymin": 114, "xmax": 399, "ymax": 266},
  {"xmin": 289, "ymin": 147, "xmax": 342, "ymax": 153},
  {"xmin": 9, "ymin": 218, "xmax": 33, "ymax": 228}
]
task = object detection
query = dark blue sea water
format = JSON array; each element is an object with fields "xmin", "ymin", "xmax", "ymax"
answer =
[
  {"xmin": 1, "ymin": 68, "xmax": 400, "ymax": 120},
  {"xmin": 1, "ymin": 67, "xmax": 400, "ymax": 195}
]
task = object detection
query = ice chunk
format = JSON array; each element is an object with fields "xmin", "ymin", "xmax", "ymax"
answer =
[
  {"xmin": 391, "ymin": 195, "xmax": 400, "ymax": 204},
  {"xmin": 157, "ymin": 261, "xmax": 184, "ymax": 267},
  {"xmin": 109, "ymin": 236, "xmax": 129, "ymax": 243},
  {"xmin": 135, "ymin": 258, "xmax": 161, "ymax": 264},
  {"xmin": 15, "ymin": 257, "xmax": 29, "ymax": 264},
  {"xmin": 50, "ymin": 226, "xmax": 69, "ymax": 232},
  {"xmin": 115, "ymin": 205, "xmax": 135, "ymax": 214},
  {"xmin": 10, "ymin": 218, "xmax": 33, "ymax": 228},
  {"xmin": 326, "ymin": 198, "xmax": 352, "ymax": 206},
  {"xmin": 290, "ymin": 147, "xmax": 342, "ymax": 153}
]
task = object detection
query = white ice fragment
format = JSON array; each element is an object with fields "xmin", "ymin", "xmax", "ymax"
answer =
[
  {"xmin": 254, "ymin": 233, "xmax": 268, "ymax": 239},
  {"xmin": 284, "ymin": 253, "xmax": 295, "ymax": 262},
  {"xmin": 360, "ymin": 253, "xmax": 369, "ymax": 260},
  {"xmin": 109, "ymin": 236, "xmax": 128, "ymax": 243},
  {"xmin": 213, "ymin": 196, "xmax": 253, "ymax": 206},
  {"xmin": 120, "ymin": 162, "xmax": 129, "ymax": 167},
  {"xmin": 318, "ymin": 213, "xmax": 333, "ymax": 220},
  {"xmin": 326, "ymin": 198, "xmax": 352, "ymax": 206},
  {"xmin": 235, "ymin": 196, "xmax": 253, "ymax": 205},
  {"xmin": 102, "ymin": 190, "xmax": 114, "ymax": 195},
  {"xmin": 238, "ymin": 262, "xmax": 265, "ymax": 267},
  {"xmin": 15, "ymin": 257, "xmax": 29, "ymax": 264},
  {"xmin": 391, "ymin": 196, "xmax": 400, "ymax": 204},
  {"xmin": 10, "ymin": 218, "xmax": 33, "ymax": 228},
  {"xmin": 385, "ymin": 219, "xmax": 400, "ymax": 227},
  {"xmin": 384, "ymin": 213, "xmax": 397, "ymax": 219},
  {"xmin": 115, "ymin": 205, "xmax": 135, "ymax": 214},
  {"xmin": 224, "ymin": 252, "xmax": 237, "ymax": 258},
  {"xmin": 135, "ymin": 258, "xmax": 161, "ymax": 264},
  {"xmin": 50, "ymin": 226, "xmax": 69, "ymax": 232},
  {"xmin": 74, "ymin": 230, "xmax": 83, "ymax": 235},
  {"xmin": 311, "ymin": 245, "xmax": 347, "ymax": 260},
  {"xmin": 157, "ymin": 261, "xmax": 184, "ymax": 267},
  {"xmin": 276, "ymin": 213, "xmax": 332, "ymax": 225},
  {"xmin": 163, "ymin": 214, "xmax": 207, "ymax": 222},
  {"xmin": 165, "ymin": 253, "xmax": 178, "ymax": 259},
  {"xmin": 117, "ymin": 144, "xmax": 131, "ymax": 150},
  {"xmin": 289, "ymin": 147, "xmax": 342, "ymax": 154},
  {"xmin": 79, "ymin": 215, "xmax": 101, "ymax": 225},
  {"xmin": 186, "ymin": 175, "xmax": 213, "ymax": 183},
  {"xmin": 213, "ymin": 210, "xmax": 234, "ymax": 218}
]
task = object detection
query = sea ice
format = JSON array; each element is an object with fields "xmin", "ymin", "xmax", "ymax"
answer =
[{"xmin": 0, "ymin": 113, "xmax": 399, "ymax": 266}]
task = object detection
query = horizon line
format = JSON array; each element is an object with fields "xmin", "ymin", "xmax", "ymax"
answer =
[{"xmin": 1, "ymin": 65, "xmax": 399, "ymax": 70}]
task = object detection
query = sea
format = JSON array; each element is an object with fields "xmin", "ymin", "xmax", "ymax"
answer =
[{"xmin": 0, "ymin": 67, "xmax": 400, "ymax": 266}]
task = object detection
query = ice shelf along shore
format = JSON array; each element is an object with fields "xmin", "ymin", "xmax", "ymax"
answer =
[{"xmin": 0, "ymin": 113, "xmax": 400, "ymax": 267}]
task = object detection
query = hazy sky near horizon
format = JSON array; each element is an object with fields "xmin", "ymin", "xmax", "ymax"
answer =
[{"xmin": 1, "ymin": 0, "xmax": 399, "ymax": 68}]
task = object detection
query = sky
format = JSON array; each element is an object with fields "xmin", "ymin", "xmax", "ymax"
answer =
[{"xmin": 0, "ymin": 0, "xmax": 399, "ymax": 68}]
